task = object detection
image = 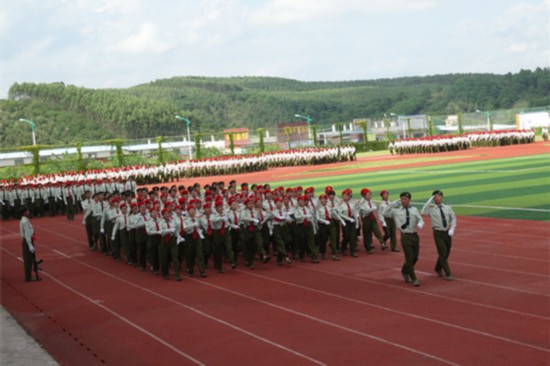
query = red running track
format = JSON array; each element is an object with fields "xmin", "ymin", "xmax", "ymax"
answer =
[{"xmin": 1, "ymin": 213, "xmax": 549, "ymax": 365}]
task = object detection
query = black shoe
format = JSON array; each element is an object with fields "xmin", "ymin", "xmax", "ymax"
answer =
[
  {"xmin": 332, "ymin": 255, "xmax": 340, "ymax": 261},
  {"xmin": 391, "ymin": 248, "xmax": 400, "ymax": 252},
  {"xmin": 200, "ymin": 273, "xmax": 207, "ymax": 278},
  {"xmin": 261, "ymin": 255, "xmax": 271, "ymax": 264},
  {"xmin": 231, "ymin": 263, "xmax": 237, "ymax": 269},
  {"xmin": 403, "ymin": 274, "xmax": 412, "ymax": 283},
  {"xmin": 436, "ymin": 270, "xmax": 444, "ymax": 278},
  {"xmin": 351, "ymin": 252, "xmax": 359, "ymax": 257}
]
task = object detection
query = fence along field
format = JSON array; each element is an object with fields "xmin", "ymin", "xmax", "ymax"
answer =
[{"xmin": 272, "ymin": 153, "xmax": 550, "ymax": 221}]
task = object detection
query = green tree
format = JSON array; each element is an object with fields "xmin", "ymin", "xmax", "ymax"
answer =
[
  {"xmin": 194, "ymin": 133, "xmax": 202, "ymax": 159},
  {"xmin": 227, "ymin": 132, "xmax": 235, "ymax": 155},
  {"xmin": 257, "ymin": 128, "xmax": 265, "ymax": 152},
  {"xmin": 76, "ymin": 141, "xmax": 85, "ymax": 171},
  {"xmin": 156, "ymin": 136, "xmax": 165, "ymax": 164},
  {"xmin": 337, "ymin": 123, "xmax": 344, "ymax": 145}
]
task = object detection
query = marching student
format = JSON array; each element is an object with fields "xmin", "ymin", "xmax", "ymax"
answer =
[
  {"xmin": 210, "ymin": 200, "xmax": 235, "ymax": 272},
  {"xmin": 294, "ymin": 195, "xmax": 319, "ymax": 263},
  {"xmin": 126, "ymin": 203, "xmax": 139, "ymax": 266},
  {"xmin": 81, "ymin": 190, "xmax": 95, "ymax": 249},
  {"xmin": 134, "ymin": 202, "xmax": 150, "ymax": 271},
  {"xmin": 111, "ymin": 203, "xmax": 128, "ymax": 262},
  {"xmin": 226, "ymin": 198, "xmax": 242, "ymax": 262},
  {"xmin": 378, "ymin": 190, "xmax": 398, "ymax": 252},
  {"xmin": 315, "ymin": 194, "xmax": 341, "ymax": 261},
  {"xmin": 240, "ymin": 198, "xmax": 264, "ymax": 269},
  {"xmin": 383, "ymin": 192, "xmax": 425, "ymax": 287},
  {"xmin": 145, "ymin": 206, "xmax": 162, "ymax": 275},
  {"xmin": 90, "ymin": 192, "xmax": 108, "ymax": 254},
  {"xmin": 270, "ymin": 197, "xmax": 293, "ymax": 265},
  {"xmin": 358, "ymin": 188, "xmax": 385, "ymax": 253},
  {"xmin": 335, "ymin": 189, "xmax": 358, "ymax": 257},
  {"xmin": 421, "ymin": 190, "xmax": 456, "ymax": 281},
  {"xmin": 183, "ymin": 205, "xmax": 207, "ymax": 277},
  {"xmin": 159, "ymin": 208, "xmax": 182, "ymax": 281},
  {"xmin": 326, "ymin": 189, "xmax": 341, "ymax": 254}
]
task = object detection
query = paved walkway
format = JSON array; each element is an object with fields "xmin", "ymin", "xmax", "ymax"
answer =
[{"xmin": 0, "ymin": 305, "xmax": 58, "ymax": 366}]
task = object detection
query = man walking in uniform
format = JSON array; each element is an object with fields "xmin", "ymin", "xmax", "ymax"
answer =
[
  {"xmin": 383, "ymin": 192, "xmax": 424, "ymax": 287},
  {"xmin": 421, "ymin": 190, "xmax": 456, "ymax": 281}
]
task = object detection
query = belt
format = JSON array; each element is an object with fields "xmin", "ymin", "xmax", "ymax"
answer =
[{"xmin": 402, "ymin": 232, "xmax": 418, "ymax": 236}]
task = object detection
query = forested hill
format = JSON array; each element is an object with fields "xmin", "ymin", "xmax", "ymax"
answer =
[{"xmin": 2, "ymin": 68, "xmax": 549, "ymax": 148}]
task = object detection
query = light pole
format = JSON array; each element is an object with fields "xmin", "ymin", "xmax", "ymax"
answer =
[
  {"xmin": 18, "ymin": 118, "xmax": 37, "ymax": 145},
  {"xmin": 475, "ymin": 110, "xmax": 492, "ymax": 131},
  {"xmin": 175, "ymin": 115, "xmax": 192, "ymax": 159},
  {"xmin": 294, "ymin": 114, "xmax": 313, "ymax": 146}
]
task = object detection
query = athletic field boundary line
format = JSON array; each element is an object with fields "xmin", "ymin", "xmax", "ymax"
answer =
[
  {"xmin": 1, "ymin": 226, "xmax": 462, "ymax": 365},
  {"xmin": 4, "ymin": 224, "xmax": 548, "ymax": 359},
  {"xmin": 0, "ymin": 232, "xmax": 328, "ymax": 366},
  {"xmin": 0, "ymin": 248, "xmax": 206, "ymax": 366}
]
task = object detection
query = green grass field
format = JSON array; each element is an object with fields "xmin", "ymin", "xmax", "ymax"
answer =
[{"xmin": 273, "ymin": 153, "xmax": 550, "ymax": 221}]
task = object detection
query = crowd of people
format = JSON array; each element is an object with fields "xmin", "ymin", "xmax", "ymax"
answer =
[
  {"xmin": 389, "ymin": 129, "xmax": 536, "ymax": 154},
  {"xmin": 389, "ymin": 135, "xmax": 471, "ymax": 154},
  {"xmin": 19, "ymin": 178, "xmax": 457, "ymax": 287},
  {"xmin": 467, "ymin": 129, "xmax": 535, "ymax": 147}
]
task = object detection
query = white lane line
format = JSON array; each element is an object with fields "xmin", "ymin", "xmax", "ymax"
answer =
[
  {"xmin": 196, "ymin": 279, "xmax": 461, "ymax": 366},
  {"xmin": 28, "ymin": 221, "xmax": 550, "ymax": 297},
  {"xmin": 1, "ymin": 229, "xmax": 327, "ymax": 366},
  {"xmin": 450, "ymin": 248, "xmax": 549, "ymax": 263},
  {"xmin": 402, "ymin": 167, "xmax": 545, "ymax": 174},
  {"xmin": 8, "ymin": 224, "xmax": 550, "ymax": 356},
  {"xmin": 26, "ymin": 221, "xmax": 550, "ymax": 303},
  {"xmin": 452, "ymin": 262, "xmax": 549, "ymax": 278},
  {"xmin": 1, "ymin": 247, "xmax": 205, "ymax": 366},
  {"xmin": 295, "ymin": 262, "xmax": 550, "ymax": 320},
  {"xmin": 459, "ymin": 229, "xmax": 550, "ymax": 240},
  {"xmin": 199, "ymin": 274, "xmax": 549, "ymax": 357}
]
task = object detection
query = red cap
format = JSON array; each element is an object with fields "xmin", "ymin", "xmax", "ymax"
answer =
[
  {"xmin": 319, "ymin": 194, "xmax": 327, "ymax": 200},
  {"xmin": 360, "ymin": 188, "xmax": 371, "ymax": 196},
  {"xmin": 380, "ymin": 190, "xmax": 389, "ymax": 197}
]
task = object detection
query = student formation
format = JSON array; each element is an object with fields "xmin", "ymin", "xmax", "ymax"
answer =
[{"xmin": 9, "ymin": 178, "xmax": 457, "ymax": 287}]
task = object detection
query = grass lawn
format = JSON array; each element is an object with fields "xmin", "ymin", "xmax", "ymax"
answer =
[{"xmin": 273, "ymin": 153, "xmax": 550, "ymax": 221}]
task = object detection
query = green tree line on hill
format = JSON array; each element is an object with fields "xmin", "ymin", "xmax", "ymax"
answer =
[{"xmin": 1, "ymin": 67, "xmax": 548, "ymax": 148}]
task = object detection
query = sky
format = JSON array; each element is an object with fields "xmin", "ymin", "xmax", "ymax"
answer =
[{"xmin": 1, "ymin": 0, "xmax": 549, "ymax": 99}]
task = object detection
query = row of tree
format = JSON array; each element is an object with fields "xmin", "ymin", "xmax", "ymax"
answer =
[{"xmin": 2, "ymin": 68, "xmax": 549, "ymax": 148}]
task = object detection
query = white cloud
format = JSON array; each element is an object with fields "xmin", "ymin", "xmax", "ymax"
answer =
[
  {"xmin": 249, "ymin": 0, "xmax": 439, "ymax": 25},
  {"xmin": 111, "ymin": 22, "xmax": 174, "ymax": 54},
  {"xmin": 0, "ymin": 0, "xmax": 548, "ymax": 99}
]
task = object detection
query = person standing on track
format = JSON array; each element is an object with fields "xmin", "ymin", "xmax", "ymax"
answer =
[
  {"xmin": 20, "ymin": 207, "xmax": 37, "ymax": 282},
  {"xmin": 383, "ymin": 192, "xmax": 424, "ymax": 287},
  {"xmin": 421, "ymin": 190, "xmax": 456, "ymax": 281}
]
